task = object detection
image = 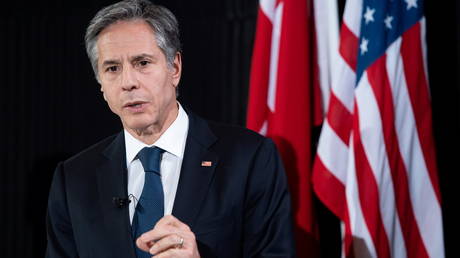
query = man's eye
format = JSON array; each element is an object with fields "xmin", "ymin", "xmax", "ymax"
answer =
[
  {"xmin": 139, "ymin": 60, "xmax": 149, "ymax": 67},
  {"xmin": 106, "ymin": 66, "xmax": 119, "ymax": 72}
]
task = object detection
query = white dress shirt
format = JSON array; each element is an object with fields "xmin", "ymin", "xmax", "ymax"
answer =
[{"xmin": 124, "ymin": 103, "xmax": 189, "ymax": 223}]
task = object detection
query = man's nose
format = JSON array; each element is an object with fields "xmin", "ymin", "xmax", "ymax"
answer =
[{"xmin": 121, "ymin": 66, "xmax": 139, "ymax": 91}]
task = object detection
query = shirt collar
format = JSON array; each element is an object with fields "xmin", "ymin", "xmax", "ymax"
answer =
[{"xmin": 124, "ymin": 103, "xmax": 189, "ymax": 166}]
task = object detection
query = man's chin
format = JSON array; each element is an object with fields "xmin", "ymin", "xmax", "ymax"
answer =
[{"xmin": 122, "ymin": 119, "xmax": 154, "ymax": 134}]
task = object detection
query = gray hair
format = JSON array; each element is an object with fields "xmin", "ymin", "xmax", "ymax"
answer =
[{"xmin": 85, "ymin": 0, "xmax": 181, "ymax": 80}]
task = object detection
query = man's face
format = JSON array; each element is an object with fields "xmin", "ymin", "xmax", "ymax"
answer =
[{"xmin": 96, "ymin": 20, "xmax": 181, "ymax": 133}]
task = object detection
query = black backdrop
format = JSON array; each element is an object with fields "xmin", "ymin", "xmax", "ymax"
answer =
[{"xmin": 1, "ymin": 0, "xmax": 458, "ymax": 257}]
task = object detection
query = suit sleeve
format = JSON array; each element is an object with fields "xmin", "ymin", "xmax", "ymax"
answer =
[
  {"xmin": 243, "ymin": 138, "xmax": 296, "ymax": 257},
  {"xmin": 46, "ymin": 162, "xmax": 79, "ymax": 258}
]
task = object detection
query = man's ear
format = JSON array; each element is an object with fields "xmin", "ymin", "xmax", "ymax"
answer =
[
  {"xmin": 171, "ymin": 52, "xmax": 182, "ymax": 87},
  {"xmin": 100, "ymin": 87, "xmax": 107, "ymax": 101}
]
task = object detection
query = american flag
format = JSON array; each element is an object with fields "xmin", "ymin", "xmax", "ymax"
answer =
[{"xmin": 313, "ymin": 0, "xmax": 445, "ymax": 257}]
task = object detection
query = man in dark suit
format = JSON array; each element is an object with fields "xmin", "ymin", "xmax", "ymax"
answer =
[{"xmin": 46, "ymin": 0, "xmax": 296, "ymax": 257}]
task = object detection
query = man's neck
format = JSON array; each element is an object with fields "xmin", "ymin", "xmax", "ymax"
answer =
[{"xmin": 125, "ymin": 105, "xmax": 179, "ymax": 145}]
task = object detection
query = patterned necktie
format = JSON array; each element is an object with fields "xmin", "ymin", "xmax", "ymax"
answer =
[{"xmin": 132, "ymin": 146, "xmax": 165, "ymax": 257}]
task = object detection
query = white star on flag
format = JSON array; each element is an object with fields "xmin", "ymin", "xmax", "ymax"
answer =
[
  {"xmin": 384, "ymin": 15, "xmax": 394, "ymax": 29},
  {"xmin": 405, "ymin": 0, "xmax": 418, "ymax": 10},
  {"xmin": 360, "ymin": 38, "xmax": 369, "ymax": 55},
  {"xmin": 364, "ymin": 6, "xmax": 375, "ymax": 24},
  {"xmin": 312, "ymin": 0, "xmax": 445, "ymax": 257}
]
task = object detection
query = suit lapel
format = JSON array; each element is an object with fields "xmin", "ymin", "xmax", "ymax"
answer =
[
  {"xmin": 93, "ymin": 111, "xmax": 218, "ymax": 252},
  {"xmin": 172, "ymin": 112, "xmax": 218, "ymax": 229},
  {"xmin": 97, "ymin": 132, "xmax": 136, "ymax": 256}
]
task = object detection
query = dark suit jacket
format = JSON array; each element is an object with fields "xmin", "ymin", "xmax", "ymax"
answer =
[{"xmin": 46, "ymin": 111, "xmax": 296, "ymax": 257}]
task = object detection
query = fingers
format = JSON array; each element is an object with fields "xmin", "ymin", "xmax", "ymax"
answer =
[
  {"xmin": 136, "ymin": 224, "xmax": 178, "ymax": 252},
  {"xmin": 152, "ymin": 248, "xmax": 187, "ymax": 258},
  {"xmin": 139, "ymin": 215, "xmax": 189, "ymax": 242},
  {"xmin": 149, "ymin": 233, "xmax": 184, "ymax": 255},
  {"xmin": 155, "ymin": 215, "xmax": 191, "ymax": 231},
  {"xmin": 136, "ymin": 215, "xmax": 199, "ymax": 257},
  {"xmin": 135, "ymin": 236, "xmax": 152, "ymax": 252}
]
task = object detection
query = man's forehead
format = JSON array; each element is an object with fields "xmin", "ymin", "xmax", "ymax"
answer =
[
  {"xmin": 96, "ymin": 21, "xmax": 160, "ymax": 62},
  {"xmin": 98, "ymin": 25, "xmax": 156, "ymax": 48},
  {"xmin": 99, "ymin": 19, "xmax": 155, "ymax": 38}
]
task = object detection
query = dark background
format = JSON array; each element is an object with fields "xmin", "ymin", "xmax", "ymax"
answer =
[{"xmin": 1, "ymin": 0, "xmax": 458, "ymax": 257}]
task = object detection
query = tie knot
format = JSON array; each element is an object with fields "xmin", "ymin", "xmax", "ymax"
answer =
[{"xmin": 137, "ymin": 146, "xmax": 164, "ymax": 174}]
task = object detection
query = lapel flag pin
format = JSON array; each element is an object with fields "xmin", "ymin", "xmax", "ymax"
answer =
[{"xmin": 201, "ymin": 161, "xmax": 212, "ymax": 167}]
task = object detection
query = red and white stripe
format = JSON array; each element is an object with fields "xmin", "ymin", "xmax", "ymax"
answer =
[
  {"xmin": 313, "ymin": 0, "xmax": 339, "ymax": 115},
  {"xmin": 312, "ymin": 0, "xmax": 444, "ymax": 257}
]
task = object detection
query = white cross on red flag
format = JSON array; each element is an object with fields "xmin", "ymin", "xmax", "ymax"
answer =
[{"xmin": 246, "ymin": 0, "xmax": 324, "ymax": 256}]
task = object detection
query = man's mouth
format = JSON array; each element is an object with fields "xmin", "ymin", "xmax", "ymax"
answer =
[{"xmin": 124, "ymin": 101, "xmax": 148, "ymax": 111}]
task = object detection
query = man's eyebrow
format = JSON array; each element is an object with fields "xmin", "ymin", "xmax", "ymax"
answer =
[
  {"xmin": 101, "ymin": 54, "xmax": 156, "ymax": 67},
  {"xmin": 101, "ymin": 59, "xmax": 121, "ymax": 67},
  {"xmin": 130, "ymin": 54, "xmax": 156, "ymax": 62}
]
